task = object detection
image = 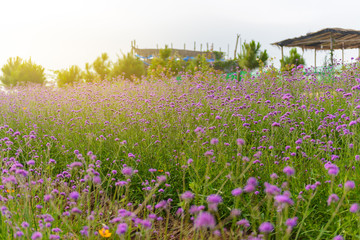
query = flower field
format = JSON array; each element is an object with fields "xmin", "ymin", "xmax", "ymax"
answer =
[{"xmin": 1, "ymin": 65, "xmax": 360, "ymax": 239}]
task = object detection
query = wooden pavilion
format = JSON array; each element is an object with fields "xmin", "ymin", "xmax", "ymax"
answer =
[{"xmin": 272, "ymin": 28, "xmax": 360, "ymax": 67}]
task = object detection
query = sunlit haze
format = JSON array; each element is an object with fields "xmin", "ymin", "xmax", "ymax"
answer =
[{"xmin": 1, "ymin": 0, "xmax": 360, "ymax": 78}]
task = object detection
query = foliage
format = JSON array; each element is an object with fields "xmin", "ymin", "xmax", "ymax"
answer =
[
  {"xmin": 148, "ymin": 57, "xmax": 185, "ymax": 79},
  {"xmin": 55, "ymin": 65, "xmax": 83, "ymax": 87},
  {"xmin": 82, "ymin": 63, "xmax": 98, "ymax": 83},
  {"xmin": 159, "ymin": 45, "xmax": 172, "ymax": 60},
  {"xmin": 92, "ymin": 53, "xmax": 111, "ymax": 80},
  {"xmin": 0, "ymin": 57, "xmax": 46, "ymax": 87},
  {"xmin": 185, "ymin": 55, "xmax": 212, "ymax": 74},
  {"xmin": 280, "ymin": 48, "xmax": 305, "ymax": 71},
  {"xmin": 166, "ymin": 57, "xmax": 185, "ymax": 75},
  {"xmin": 81, "ymin": 52, "xmax": 146, "ymax": 82},
  {"xmin": 213, "ymin": 51, "xmax": 225, "ymax": 61},
  {"xmin": 148, "ymin": 45, "xmax": 185, "ymax": 78},
  {"xmin": 238, "ymin": 40, "xmax": 268, "ymax": 70},
  {"xmin": 110, "ymin": 53, "xmax": 146, "ymax": 81},
  {"xmin": 213, "ymin": 60, "xmax": 238, "ymax": 73}
]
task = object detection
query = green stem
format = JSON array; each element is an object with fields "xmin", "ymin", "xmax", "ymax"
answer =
[
  {"xmin": 164, "ymin": 209, "xmax": 170, "ymax": 240},
  {"xmin": 315, "ymin": 193, "xmax": 346, "ymax": 240},
  {"xmin": 295, "ymin": 191, "xmax": 316, "ymax": 240}
]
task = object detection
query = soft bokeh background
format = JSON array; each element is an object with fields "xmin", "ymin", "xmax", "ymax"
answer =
[{"xmin": 1, "ymin": 0, "xmax": 360, "ymax": 75}]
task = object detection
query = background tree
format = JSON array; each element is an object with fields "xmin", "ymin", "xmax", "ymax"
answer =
[
  {"xmin": 0, "ymin": 57, "xmax": 46, "ymax": 87},
  {"xmin": 148, "ymin": 45, "xmax": 172, "ymax": 71},
  {"xmin": 238, "ymin": 40, "xmax": 268, "ymax": 70},
  {"xmin": 185, "ymin": 55, "xmax": 211, "ymax": 74},
  {"xmin": 148, "ymin": 46, "xmax": 185, "ymax": 78},
  {"xmin": 280, "ymin": 48, "xmax": 305, "ymax": 69},
  {"xmin": 55, "ymin": 65, "xmax": 83, "ymax": 87},
  {"xmin": 213, "ymin": 51, "xmax": 225, "ymax": 61},
  {"xmin": 92, "ymin": 53, "xmax": 111, "ymax": 80},
  {"xmin": 82, "ymin": 63, "xmax": 97, "ymax": 83},
  {"xmin": 110, "ymin": 53, "xmax": 146, "ymax": 80},
  {"xmin": 159, "ymin": 45, "xmax": 172, "ymax": 60}
]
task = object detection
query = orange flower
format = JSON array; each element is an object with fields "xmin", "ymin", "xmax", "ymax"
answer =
[
  {"xmin": 99, "ymin": 228, "xmax": 111, "ymax": 238},
  {"xmin": 6, "ymin": 189, "xmax": 14, "ymax": 193},
  {"xmin": 158, "ymin": 170, "xmax": 164, "ymax": 172}
]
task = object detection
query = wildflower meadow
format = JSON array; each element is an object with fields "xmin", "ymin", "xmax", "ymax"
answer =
[{"xmin": 1, "ymin": 64, "xmax": 360, "ymax": 239}]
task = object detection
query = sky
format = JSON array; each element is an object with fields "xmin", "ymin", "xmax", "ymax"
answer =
[{"xmin": 1, "ymin": 0, "xmax": 360, "ymax": 78}]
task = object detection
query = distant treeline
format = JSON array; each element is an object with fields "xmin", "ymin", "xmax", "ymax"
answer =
[{"xmin": 0, "ymin": 41, "xmax": 305, "ymax": 87}]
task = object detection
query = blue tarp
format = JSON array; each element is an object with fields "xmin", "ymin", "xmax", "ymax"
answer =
[
  {"xmin": 135, "ymin": 54, "xmax": 153, "ymax": 60},
  {"xmin": 183, "ymin": 56, "xmax": 195, "ymax": 61},
  {"xmin": 134, "ymin": 55, "xmax": 150, "ymax": 66},
  {"xmin": 135, "ymin": 54, "xmax": 222, "ymax": 63}
]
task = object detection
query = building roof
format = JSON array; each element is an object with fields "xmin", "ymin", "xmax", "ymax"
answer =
[
  {"xmin": 272, "ymin": 28, "xmax": 360, "ymax": 50},
  {"xmin": 133, "ymin": 47, "xmax": 214, "ymax": 58}
]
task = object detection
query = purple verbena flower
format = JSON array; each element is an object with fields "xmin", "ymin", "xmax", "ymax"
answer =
[
  {"xmin": 71, "ymin": 207, "xmax": 82, "ymax": 214},
  {"xmin": 236, "ymin": 138, "xmax": 245, "ymax": 146},
  {"xmin": 181, "ymin": 191, "xmax": 194, "ymax": 201},
  {"xmin": 283, "ymin": 166, "xmax": 295, "ymax": 176},
  {"xmin": 155, "ymin": 200, "xmax": 167, "ymax": 209},
  {"xmin": 21, "ymin": 222, "xmax": 29, "ymax": 228},
  {"xmin": 350, "ymin": 203, "xmax": 359, "ymax": 213},
  {"xmin": 231, "ymin": 188, "xmax": 243, "ymax": 196},
  {"xmin": 327, "ymin": 194, "xmax": 339, "ymax": 206},
  {"xmin": 207, "ymin": 194, "xmax": 222, "ymax": 204},
  {"xmin": 44, "ymin": 194, "xmax": 52, "ymax": 202},
  {"xmin": 259, "ymin": 222, "xmax": 274, "ymax": 233},
  {"xmin": 285, "ymin": 217, "xmax": 298, "ymax": 228},
  {"xmin": 204, "ymin": 151, "xmax": 213, "ymax": 156},
  {"xmin": 27, "ymin": 160, "xmax": 35, "ymax": 165},
  {"xmin": 121, "ymin": 167, "xmax": 133, "ymax": 176},
  {"xmin": 325, "ymin": 162, "xmax": 339, "ymax": 176},
  {"xmin": 15, "ymin": 231, "xmax": 24, "ymax": 238},
  {"xmin": 194, "ymin": 212, "xmax": 216, "ymax": 229},
  {"xmin": 49, "ymin": 235, "xmax": 60, "ymax": 240},
  {"xmin": 69, "ymin": 191, "xmax": 80, "ymax": 201},
  {"xmin": 31, "ymin": 232, "xmax": 42, "ymax": 240},
  {"xmin": 237, "ymin": 219, "xmax": 250, "ymax": 228},
  {"xmin": 69, "ymin": 162, "xmax": 83, "ymax": 169},
  {"xmin": 264, "ymin": 182, "xmax": 281, "ymax": 195},
  {"xmin": 274, "ymin": 194, "xmax": 294, "ymax": 205},
  {"xmin": 93, "ymin": 176, "xmax": 101, "ymax": 184},
  {"xmin": 116, "ymin": 223, "xmax": 128, "ymax": 235},
  {"xmin": 157, "ymin": 175, "xmax": 167, "ymax": 183},
  {"xmin": 345, "ymin": 180, "xmax": 355, "ymax": 190}
]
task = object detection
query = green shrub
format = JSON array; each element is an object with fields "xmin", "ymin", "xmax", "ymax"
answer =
[
  {"xmin": 82, "ymin": 63, "xmax": 97, "ymax": 83},
  {"xmin": 280, "ymin": 48, "xmax": 305, "ymax": 71},
  {"xmin": 92, "ymin": 53, "xmax": 111, "ymax": 80},
  {"xmin": 185, "ymin": 55, "xmax": 212, "ymax": 74},
  {"xmin": 55, "ymin": 65, "xmax": 83, "ymax": 87},
  {"xmin": 0, "ymin": 57, "xmax": 46, "ymax": 87},
  {"xmin": 148, "ymin": 46, "xmax": 186, "ymax": 78},
  {"xmin": 110, "ymin": 53, "xmax": 146, "ymax": 80},
  {"xmin": 213, "ymin": 60, "xmax": 238, "ymax": 73}
]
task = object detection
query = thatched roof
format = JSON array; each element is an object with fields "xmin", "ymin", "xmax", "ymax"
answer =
[
  {"xmin": 272, "ymin": 28, "xmax": 360, "ymax": 50},
  {"xmin": 133, "ymin": 47, "xmax": 215, "ymax": 58}
]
